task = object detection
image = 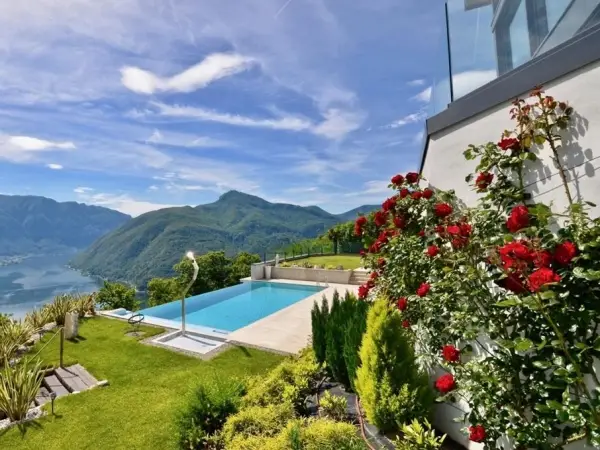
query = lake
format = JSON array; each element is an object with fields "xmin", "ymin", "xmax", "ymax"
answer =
[{"xmin": 0, "ymin": 254, "xmax": 100, "ymax": 320}]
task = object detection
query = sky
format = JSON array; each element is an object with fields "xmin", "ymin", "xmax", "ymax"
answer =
[{"xmin": 0, "ymin": 0, "xmax": 497, "ymax": 216}]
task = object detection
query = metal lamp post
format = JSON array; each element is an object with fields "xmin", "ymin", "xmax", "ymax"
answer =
[{"xmin": 181, "ymin": 251, "xmax": 199, "ymax": 336}]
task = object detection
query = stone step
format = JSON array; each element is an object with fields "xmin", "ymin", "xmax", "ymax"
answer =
[
  {"xmin": 55, "ymin": 367, "xmax": 89, "ymax": 393},
  {"xmin": 67, "ymin": 364, "xmax": 99, "ymax": 388},
  {"xmin": 35, "ymin": 386, "xmax": 51, "ymax": 406},
  {"xmin": 43, "ymin": 374, "xmax": 69, "ymax": 398}
]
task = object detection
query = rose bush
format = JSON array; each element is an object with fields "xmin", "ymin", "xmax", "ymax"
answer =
[{"xmin": 353, "ymin": 88, "xmax": 600, "ymax": 448}]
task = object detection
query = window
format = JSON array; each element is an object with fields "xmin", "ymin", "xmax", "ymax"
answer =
[
  {"xmin": 546, "ymin": 0, "xmax": 572, "ymax": 32},
  {"xmin": 509, "ymin": 1, "xmax": 531, "ymax": 68}
]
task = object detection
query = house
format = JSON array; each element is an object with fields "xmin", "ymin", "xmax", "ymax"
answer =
[{"xmin": 421, "ymin": 0, "xmax": 600, "ymax": 216}]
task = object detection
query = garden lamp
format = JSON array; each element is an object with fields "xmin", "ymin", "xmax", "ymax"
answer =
[{"xmin": 181, "ymin": 251, "xmax": 199, "ymax": 336}]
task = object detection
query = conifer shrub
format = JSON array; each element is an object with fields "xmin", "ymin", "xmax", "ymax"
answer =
[{"xmin": 311, "ymin": 295, "xmax": 329, "ymax": 365}]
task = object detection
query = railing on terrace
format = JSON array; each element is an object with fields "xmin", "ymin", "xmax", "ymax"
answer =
[{"xmin": 429, "ymin": 0, "xmax": 600, "ymax": 117}]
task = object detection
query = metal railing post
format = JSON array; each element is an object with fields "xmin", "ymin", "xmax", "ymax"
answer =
[{"xmin": 59, "ymin": 327, "xmax": 64, "ymax": 368}]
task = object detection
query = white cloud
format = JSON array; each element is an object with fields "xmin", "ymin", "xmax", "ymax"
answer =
[
  {"xmin": 413, "ymin": 130, "xmax": 424, "ymax": 145},
  {"xmin": 452, "ymin": 70, "xmax": 496, "ymax": 98},
  {"xmin": 412, "ymin": 86, "xmax": 432, "ymax": 103},
  {"xmin": 121, "ymin": 53, "xmax": 254, "ymax": 94},
  {"xmin": 74, "ymin": 190, "xmax": 182, "ymax": 216},
  {"xmin": 0, "ymin": 134, "xmax": 76, "ymax": 163},
  {"xmin": 148, "ymin": 185, "xmax": 159, "ymax": 191},
  {"xmin": 145, "ymin": 129, "xmax": 231, "ymax": 148},
  {"xmin": 407, "ymin": 79, "xmax": 426, "ymax": 87},
  {"xmin": 150, "ymin": 102, "xmax": 363, "ymax": 139},
  {"xmin": 73, "ymin": 187, "xmax": 94, "ymax": 194},
  {"xmin": 47, "ymin": 163, "xmax": 63, "ymax": 170},
  {"xmin": 385, "ymin": 110, "xmax": 427, "ymax": 128}
]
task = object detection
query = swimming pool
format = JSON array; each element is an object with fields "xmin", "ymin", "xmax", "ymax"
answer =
[{"xmin": 139, "ymin": 281, "xmax": 324, "ymax": 332}]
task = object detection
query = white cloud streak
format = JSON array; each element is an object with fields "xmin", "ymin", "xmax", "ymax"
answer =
[
  {"xmin": 0, "ymin": 134, "xmax": 76, "ymax": 163},
  {"xmin": 412, "ymin": 86, "xmax": 432, "ymax": 103},
  {"xmin": 121, "ymin": 53, "xmax": 255, "ymax": 94},
  {"xmin": 384, "ymin": 110, "xmax": 426, "ymax": 128},
  {"xmin": 407, "ymin": 79, "xmax": 426, "ymax": 87},
  {"xmin": 46, "ymin": 163, "xmax": 63, "ymax": 170},
  {"xmin": 74, "ymin": 190, "xmax": 182, "ymax": 216}
]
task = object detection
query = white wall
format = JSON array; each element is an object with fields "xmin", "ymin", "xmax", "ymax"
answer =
[
  {"xmin": 423, "ymin": 59, "xmax": 600, "ymax": 217},
  {"xmin": 422, "ymin": 60, "xmax": 600, "ymax": 449}
]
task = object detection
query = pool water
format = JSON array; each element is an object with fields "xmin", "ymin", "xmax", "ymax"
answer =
[{"xmin": 139, "ymin": 282, "xmax": 324, "ymax": 332}]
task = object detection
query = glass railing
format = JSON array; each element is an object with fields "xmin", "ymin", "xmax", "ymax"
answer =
[{"xmin": 432, "ymin": 0, "xmax": 600, "ymax": 114}]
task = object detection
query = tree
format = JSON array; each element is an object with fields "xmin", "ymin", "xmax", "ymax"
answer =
[
  {"xmin": 96, "ymin": 281, "xmax": 139, "ymax": 311},
  {"xmin": 174, "ymin": 251, "xmax": 232, "ymax": 296},
  {"xmin": 228, "ymin": 252, "xmax": 261, "ymax": 285},
  {"xmin": 147, "ymin": 277, "xmax": 181, "ymax": 307}
]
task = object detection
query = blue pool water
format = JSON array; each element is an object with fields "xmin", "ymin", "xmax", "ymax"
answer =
[{"xmin": 139, "ymin": 282, "xmax": 324, "ymax": 332}]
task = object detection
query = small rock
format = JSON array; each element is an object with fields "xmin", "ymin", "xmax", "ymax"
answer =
[
  {"xmin": 42, "ymin": 322, "xmax": 57, "ymax": 332},
  {"xmin": 26, "ymin": 333, "xmax": 42, "ymax": 346}
]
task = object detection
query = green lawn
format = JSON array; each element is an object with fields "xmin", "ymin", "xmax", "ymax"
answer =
[
  {"xmin": 1, "ymin": 317, "xmax": 283, "ymax": 450},
  {"xmin": 294, "ymin": 254, "xmax": 362, "ymax": 270}
]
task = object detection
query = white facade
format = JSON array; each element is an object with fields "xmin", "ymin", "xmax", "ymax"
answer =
[
  {"xmin": 422, "ymin": 60, "xmax": 600, "ymax": 450},
  {"xmin": 423, "ymin": 59, "xmax": 600, "ymax": 217}
]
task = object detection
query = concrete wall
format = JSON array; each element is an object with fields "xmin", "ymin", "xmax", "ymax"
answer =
[
  {"xmin": 422, "ymin": 61, "xmax": 600, "ymax": 450},
  {"xmin": 270, "ymin": 267, "xmax": 352, "ymax": 284},
  {"xmin": 423, "ymin": 59, "xmax": 600, "ymax": 217}
]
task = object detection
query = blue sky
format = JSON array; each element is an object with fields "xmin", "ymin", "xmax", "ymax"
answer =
[{"xmin": 0, "ymin": 0, "xmax": 458, "ymax": 216}]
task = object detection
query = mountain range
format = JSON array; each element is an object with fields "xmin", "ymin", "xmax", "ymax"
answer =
[
  {"xmin": 71, "ymin": 191, "xmax": 378, "ymax": 287},
  {"xmin": 0, "ymin": 195, "xmax": 130, "ymax": 257}
]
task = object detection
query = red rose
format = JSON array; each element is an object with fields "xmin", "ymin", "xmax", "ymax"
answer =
[
  {"xmin": 427, "ymin": 245, "xmax": 439, "ymax": 257},
  {"xmin": 435, "ymin": 373, "xmax": 456, "ymax": 394},
  {"xmin": 451, "ymin": 237, "xmax": 467, "ymax": 249},
  {"xmin": 356, "ymin": 216, "xmax": 367, "ymax": 227},
  {"xmin": 554, "ymin": 241, "xmax": 577, "ymax": 265},
  {"xmin": 435, "ymin": 225, "xmax": 445, "ymax": 234},
  {"xmin": 359, "ymin": 249, "xmax": 365, "ymax": 257},
  {"xmin": 416, "ymin": 282, "xmax": 430, "ymax": 297},
  {"xmin": 391, "ymin": 174, "xmax": 405, "ymax": 185},
  {"xmin": 370, "ymin": 271, "xmax": 378, "ymax": 281},
  {"xmin": 529, "ymin": 268, "xmax": 561, "ymax": 292},
  {"xmin": 475, "ymin": 172, "xmax": 494, "ymax": 191},
  {"xmin": 442, "ymin": 345, "xmax": 460, "ymax": 363},
  {"xmin": 374, "ymin": 211, "xmax": 388, "ymax": 228},
  {"xmin": 446, "ymin": 225, "xmax": 461, "ymax": 235},
  {"xmin": 460, "ymin": 223, "xmax": 472, "ymax": 237},
  {"xmin": 397, "ymin": 297, "xmax": 408, "ymax": 311},
  {"xmin": 378, "ymin": 258, "xmax": 386, "ymax": 268},
  {"xmin": 469, "ymin": 425, "xmax": 486, "ymax": 443},
  {"xmin": 393, "ymin": 216, "xmax": 406, "ymax": 229},
  {"xmin": 533, "ymin": 250, "xmax": 552, "ymax": 268},
  {"xmin": 498, "ymin": 241, "xmax": 532, "ymax": 271},
  {"xmin": 506, "ymin": 205, "xmax": 529, "ymax": 233},
  {"xmin": 369, "ymin": 241, "xmax": 381, "ymax": 254},
  {"xmin": 400, "ymin": 188, "xmax": 410, "ymax": 198},
  {"xmin": 406, "ymin": 172, "xmax": 419, "ymax": 184},
  {"xmin": 402, "ymin": 320, "xmax": 410, "ymax": 328},
  {"xmin": 501, "ymin": 273, "xmax": 527, "ymax": 294},
  {"xmin": 358, "ymin": 284, "xmax": 369, "ymax": 299},
  {"xmin": 418, "ymin": 230, "xmax": 425, "ymax": 237},
  {"xmin": 423, "ymin": 188, "xmax": 434, "ymax": 199},
  {"xmin": 382, "ymin": 197, "xmax": 397, "ymax": 212},
  {"xmin": 411, "ymin": 191, "xmax": 423, "ymax": 201},
  {"xmin": 434, "ymin": 203, "xmax": 453, "ymax": 217},
  {"xmin": 498, "ymin": 137, "xmax": 521, "ymax": 151}
]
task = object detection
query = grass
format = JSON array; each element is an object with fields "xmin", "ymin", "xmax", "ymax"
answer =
[
  {"xmin": 294, "ymin": 254, "xmax": 362, "ymax": 270},
  {"xmin": 1, "ymin": 317, "xmax": 283, "ymax": 450}
]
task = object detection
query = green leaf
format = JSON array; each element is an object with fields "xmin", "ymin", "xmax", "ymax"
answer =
[
  {"xmin": 546, "ymin": 400, "xmax": 563, "ymax": 411},
  {"xmin": 586, "ymin": 201, "xmax": 597, "ymax": 207},
  {"xmin": 465, "ymin": 174, "xmax": 473, "ymax": 183},
  {"xmin": 526, "ymin": 152, "xmax": 537, "ymax": 161},
  {"xmin": 534, "ymin": 134, "xmax": 546, "ymax": 145},
  {"xmin": 514, "ymin": 338, "xmax": 533, "ymax": 352},
  {"xmin": 553, "ymin": 356, "xmax": 565, "ymax": 366},
  {"xmin": 557, "ymin": 410, "xmax": 569, "ymax": 422},
  {"xmin": 535, "ymin": 403, "xmax": 551, "ymax": 413},
  {"xmin": 496, "ymin": 298, "xmax": 520, "ymax": 307},
  {"xmin": 533, "ymin": 360, "xmax": 551, "ymax": 369},
  {"xmin": 539, "ymin": 290, "xmax": 556, "ymax": 300}
]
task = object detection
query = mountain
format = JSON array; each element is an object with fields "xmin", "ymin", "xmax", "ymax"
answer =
[
  {"xmin": 0, "ymin": 195, "xmax": 130, "ymax": 256},
  {"xmin": 335, "ymin": 204, "xmax": 379, "ymax": 222},
  {"xmin": 71, "ymin": 191, "xmax": 371, "ymax": 287}
]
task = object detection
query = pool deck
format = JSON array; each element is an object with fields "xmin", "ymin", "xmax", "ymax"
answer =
[{"xmin": 227, "ymin": 279, "xmax": 358, "ymax": 354}]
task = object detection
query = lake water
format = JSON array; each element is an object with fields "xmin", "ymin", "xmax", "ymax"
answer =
[{"xmin": 0, "ymin": 254, "xmax": 100, "ymax": 320}]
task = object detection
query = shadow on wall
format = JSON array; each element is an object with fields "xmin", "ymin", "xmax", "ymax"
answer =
[{"xmin": 523, "ymin": 111, "xmax": 598, "ymax": 204}]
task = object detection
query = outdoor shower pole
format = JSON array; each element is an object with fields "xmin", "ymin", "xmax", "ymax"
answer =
[{"xmin": 181, "ymin": 251, "xmax": 199, "ymax": 336}]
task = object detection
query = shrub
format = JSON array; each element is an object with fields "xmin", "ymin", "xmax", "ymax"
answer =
[
  {"xmin": 0, "ymin": 357, "xmax": 44, "ymax": 422},
  {"xmin": 72, "ymin": 293, "xmax": 95, "ymax": 318},
  {"xmin": 355, "ymin": 299, "xmax": 433, "ymax": 432},
  {"xmin": 285, "ymin": 418, "xmax": 366, "ymax": 450},
  {"xmin": 319, "ymin": 391, "xmax": 347, "ymax": 421},
  {"xmin": 342, "ymin": 293, "xmax": 369, "ymax": 391},
  {"xmin": 147, "ymin": 277, "xmax": 181, "ymax": 307},
  {"xmin": 311, "ymin": 296, "xmax": 329, "ymax": 365},
  {"xmin": 46, "ymin": 294, "xmax": 76, "ymax": 326},
  {"xmin": 176, "ymin": 377, "xmax": 245, "ymax": 450},
  {"xmin": 0, "ymin": 320, "xmax": 35, "ymax": 365},
  {"xmin": 221, "ymin": 403, "xmax": 295, "ymax": 446},
  {"xmin": 25, "ymin": 307, "xmax": 52, "ymax": 330},
  {"xmin": 325, "ymin": 290, "xmax": 350, "ymax": 387},
  {"xmin": 96, "ymin": 281, "xmax": 139, "ymax": 311},
  {"xmin": 243, "ymin": 349, "xmax": 320, "ymax": 414},
  {"xmin": 0, "ymin": 313, "xmax": 11, "ymax": 326},
  {"xmin": 394, "ymin": 419, "xmax": 446, "ymax": 450}
]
